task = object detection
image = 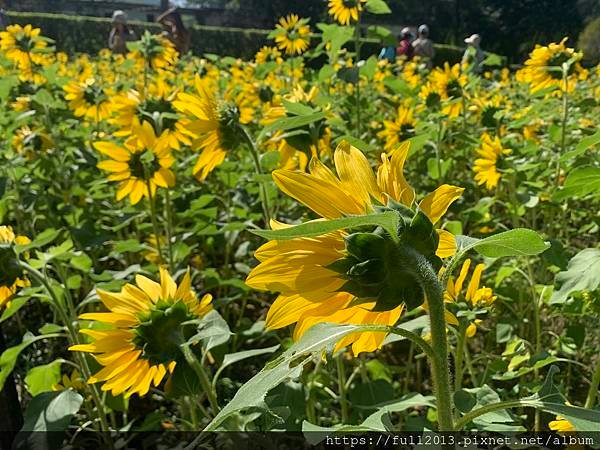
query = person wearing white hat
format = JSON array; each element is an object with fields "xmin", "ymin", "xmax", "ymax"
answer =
[
  {"xmin": 462, "ymin": 33, "xmax": 484, "ymax": 73},
  {"xmin": 412, "ymin": 24, "xmax": 435, "ymax": 69},
  {"xmin": 109, "ymin": 10, "xmax": 137, "ymax": 54}
]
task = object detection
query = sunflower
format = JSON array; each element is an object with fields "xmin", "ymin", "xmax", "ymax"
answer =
[
  {"xmin": 378, "ymin": 106, "xmax": 416, "ymax": 152},
  {"xmin": 13, "ymin": 126, "xmax": 54, "ymax": 156},
  {"xmin": 255, "ymin": 46, "xmax": 282, "ymax": 65},
  {"xmin": 246, "ymin": 141, "xmax": 464, "ymax": 355},
  {"xmin": 328, "ymin": 0, "xmax": 367, "ymax": 26},
  {"xmin": 431, "ymin": 63, "xmax": 468, "ymax": 118},
  {"xmin": 473, "ymin": 132, "xmax": 511, "ymax": 190},
  {"xmin": 174, "ymin": 76, "xmax": 240, "ymax": 181},
  {"xmin": 273, "ymin": 15, "xmax": 311, "ymax": 56},
  {"xmin": 519, "ymin": 38, "xmax": 587, "ymax": 94},
  {"xmin": 0, "ymin": 24, "xmax": 48, "ymax": 68},
  {"xmin": 444, "ymin": 259, "xmax": 496, "ymax": 337},
  {"xmin": 109, "ymin": 79, "xmax": 191, "ymax": 152},
  {"xmin": 130, "ymin": 32, "xmax": 179, "ymax": 71},
  {"xmin": 94, "ymin": 121, "xmax": 175, "ymax": 205},
  {"xmin": 0, "ymin": 226, "xmax": 30, "ymax": 309},
  {"xmin": 549, "ymin": 416, "xmax": 575, "ymax": 433},
  {"xmin": 70, "ymin": 268, "xmax": 212, "ymax": 398},
  {"xmin": 419, "ymin": 81, "xmax": 443, "ymax": 110},
  {"xmin": 63, "ymin": 77, "xmax": 110, "ymax": 121}
]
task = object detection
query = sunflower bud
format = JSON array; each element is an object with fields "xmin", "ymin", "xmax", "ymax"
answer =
[
  {"xmin": 329, "ymin": 207, "xmax": 441, "ymax": 312},
  {"xmin": 218, "ymin": 102, "xmax": 242, "ymax": 151}
]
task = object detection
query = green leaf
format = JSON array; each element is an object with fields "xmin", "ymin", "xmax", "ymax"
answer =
[
  {"xmin": 464, "ymin": 385, "xmax": 524, "ymax": 431},
  {"xmin": 13, "ymin": 390, "xmax": 83, "ymax": 450},
  {"xmin": 336, "ymin": 135, "xmax": 372, "ymax": 153},
  {"xmin": 15, "ymin": 228, "xmax": 60, "ymax": 254},
  {"xmin": 262, "ymin": 112, "xmax": 326, "ymax": 134},
  {"xmin": 550, "ymin": 248, "xmax": 600, "ymax": 305},
  {"xmin": 455, "ymin": 229, "xmax": 549, "ymax": 258},
  {"xmin": 282, "ymin": 99, "xmax": 315, "ymax": 116},
  {"xmin": 69, "ymin": 253, "xmax": 92, "ymax": 272},
  {"xmin": 186, "ymin": 310, "xmax": 232, "ymax": 354},
  {"xmin": 205, "ymin": 323, "xmax": 368, "ymax": 431},
  {"xmin": 303, "ymin": 393, "xmax": 435, "ymax": 440},
  {"xmin": 213, "ymin": 345, "xmax": 280, "ymax": 385},
  {"xmin": 0, "ymin": 332, "xmax": 62, "ymax": 390},
  {"xmin": 251, "ymin": 211, "xmax": 400, "ymax": 242},
  {"xmin": 366, "ymin": 0, "xmax": 392, "ymax": 14},
  {"xmin": 553, "ymin": 166, "xmax": 600, "ymax": 201},
  {"xmin": 317, "ymin": 23, "xmax": 354, "ymax": 58},
  {"xmin": 25, "ymin": 360, "xmax": 62, "ymax": 396},
  {"xmin": 521, "ymin": 366, "xmax": 600, "ymax": 431},
  {"xmin": 0, "ymin": 297, "xmax": 30, "ymax": 323},
  {"xmin": 559, "ymin": 129, "xmax": 600, "ymax": 161}
]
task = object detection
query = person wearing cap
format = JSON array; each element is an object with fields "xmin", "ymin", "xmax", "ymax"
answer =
[
  {"xmin": 412, "ymin": 24, "xmax": 435, "ymax": 69},
  {"xmin": 157, "ymin": 8, "xmax": 191, "ymax": 55},
  {"xmin": 109, "ymin": 10, "xmax": 137, "ymax": 55},
  {"xmin": 396, "ymin": 27, "xmax": 414, "ymax": 60},
  {"xmin": 462, "ymin": 33, "xmax": 484, "ymax": 73}
]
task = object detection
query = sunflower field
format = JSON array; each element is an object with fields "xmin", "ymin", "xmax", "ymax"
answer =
[{"xmin": 1, "ymin": 0, "xmax": 600, "ymax": 447}]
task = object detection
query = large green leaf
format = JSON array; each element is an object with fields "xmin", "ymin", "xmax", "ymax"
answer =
[
  {"xmin": 25, "ymin": 360, "xmax": 63, "ymax": 396},
  {"xmin": 550, "ymin": 248, "xmax": 600, "ymax": 304},
  {"xmin": 0, "ymin": 332, "xmax": 62, "ymax": 390},
  {"xmin": 366, "ymin": 0, "xmax": 392, "ymax": 14},
  {"xmin": 455, "ymin": 229, "xmax": 549, "ymax": 258},
  {"xmin": 553, "ymin": 166, "xmax": 600, "ymax": 201},
  {"xmin": 251, "ymin": 211, "xmax": 399, "ymax": 242},
  {"xmin": 457, "ymin": 385, "xmax": 524, "ymax": 431},
  {"xmin": 559, "ymin": 129, "xmax": 600, "ymax": 162},
  {"xmin": 13, "ymin": 390, "xmax": 83, "ymax": 450},
  {"xmin": 204, "ymin": 323, "xmax": 357, "ymax": 430}
]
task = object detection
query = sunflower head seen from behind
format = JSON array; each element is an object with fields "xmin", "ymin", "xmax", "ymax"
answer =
[
  {"xmin": 246, "ymin": 140, "xmax": 464, "ymax": 355},
  {"xmin": 519, "ymin": 38, "xmax": 587, "ymax": 94},
  {"xmin": 174, "ymin": 75, "xmax": 243, "ymax": 180},
  {"xmin": 70, "ymin": 268, "xmax": 213, "ymax": 398},
  {"xmin": 94, "ymin": 121, "xmax": 175, "ymax": 205},
  {"xmin": 272, "ymin": 15, "xmax": 311, "ymax": 56}
]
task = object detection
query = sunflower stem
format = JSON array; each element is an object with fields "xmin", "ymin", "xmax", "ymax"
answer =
[
  {"xmin": 400, "ymin": 247, "xmax": 455, "ymax": 431},
  {"xmin": 19, "ymin": 262, "xmax": 113, "ymax": 442},
  {"xmin": 239, "ymin": 125, "xmax": 272, "ymax": 227},
  {"xmin": 145, "ymin": 178, "xmax": 165, "ymax": 265},
  {"xmin": 454, "ymin": 322, "xmax": 467, "ymax": 393},
  {"xmin": 164, "ymin": 187, "xmax": 175, "ymax": 270},
  {"xmin": 354, "ymin": 14, "xmax": 362, "ymax": 138},
  {"xmin": 585, "ymin": 358, "xmax": 600, "ymax": 409},
  {"xmin": 181, "ymin": 343, "xmax": 220, "ymax": 417},
  {"xmin": 556, "ymin": 64, "xmax": 569, "ymax": 188},
  {"xmin": 336, "ymin": 354, "xmax": 350, "ymax": 423}
]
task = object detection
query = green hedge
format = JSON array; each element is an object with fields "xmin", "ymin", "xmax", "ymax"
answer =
[
  {"xmin": 7, "ymin": 11, "xmax": 272, "ymax": 58},
  {"xmin": 7, "ymin": 11, "xmax": 467, "ymax": 65}
]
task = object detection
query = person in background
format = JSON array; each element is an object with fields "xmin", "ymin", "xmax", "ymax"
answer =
[
  {"xmin": 462, "ymin": 33, "xmax": 485, "ymax": 73},
  {"xmin": 396, "ymin": 27, "xmax": 414, "ymax": 60},
  {"xmin": 157, "ymin": 8, "xmax": 191, "ymax": 55},
  {"xmin": 378, "ymin": 39, "xmax": 397, "ymax": 62},
  {"xmin": 108, "ymin": 10, "xmax": 136, "ymax": 54},
  {"xmin": 412, "ymin": 24, "xmax": 435, "ymax": 69}
]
